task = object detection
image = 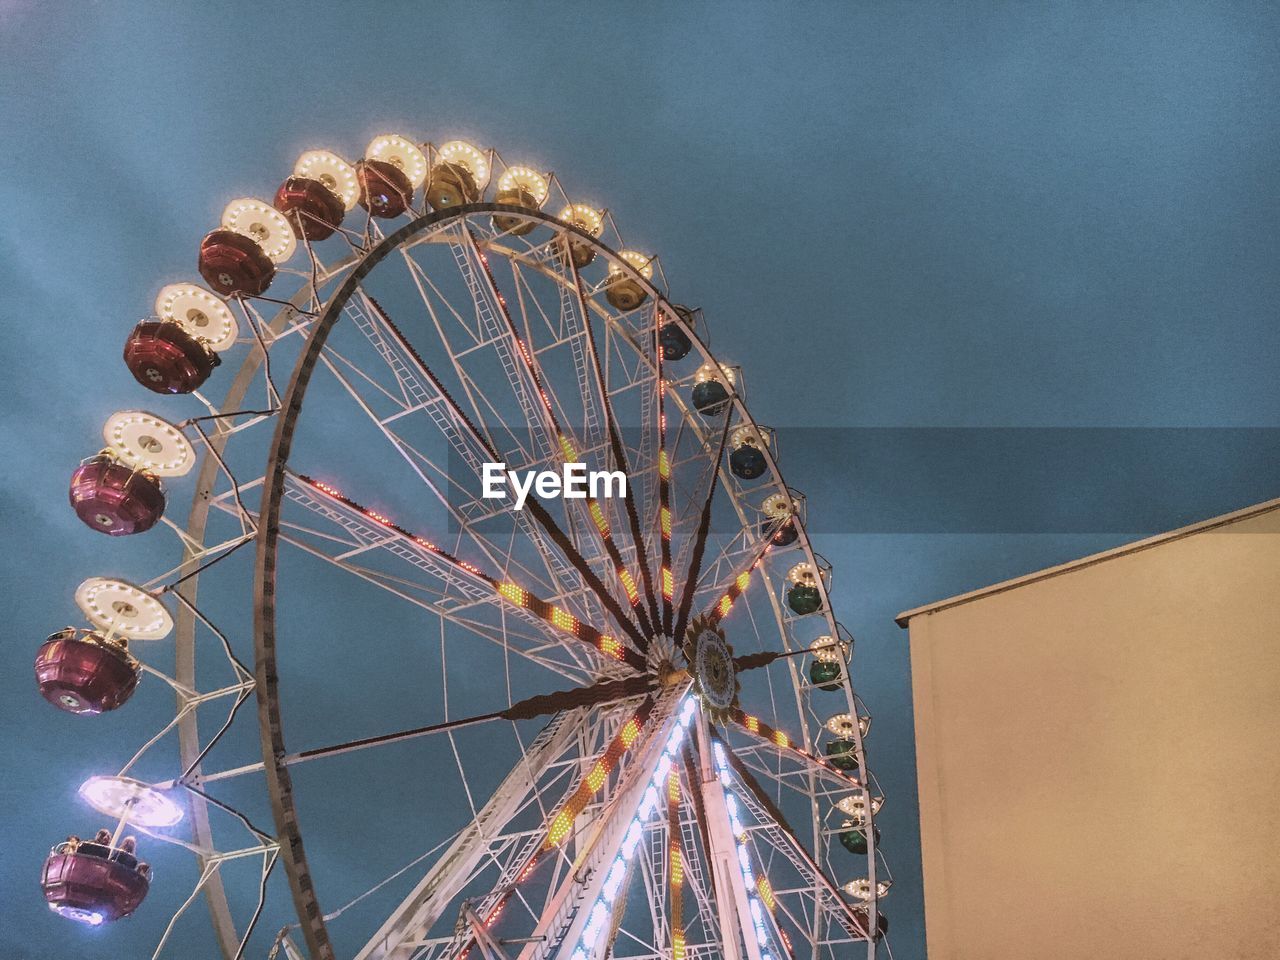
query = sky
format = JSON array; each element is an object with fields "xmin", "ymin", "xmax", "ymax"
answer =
[{"xmin": 2, "ymin": 2, "xmax": 1278, "ymax": 959}]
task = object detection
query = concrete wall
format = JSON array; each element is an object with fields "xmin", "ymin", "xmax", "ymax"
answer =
[{"xmin": 898, "ymin": 500, "xmax": 1280, "ymax": 960}]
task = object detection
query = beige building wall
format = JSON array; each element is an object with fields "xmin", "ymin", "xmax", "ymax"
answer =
[{"xmin": 898, "ymin": 499, "xmax": 1280, "ymax": 960}]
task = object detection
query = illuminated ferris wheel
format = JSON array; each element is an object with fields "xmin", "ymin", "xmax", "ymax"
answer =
[{"xmin": 38, "ymin": 132, "xmax": 892, "ymax": 960}]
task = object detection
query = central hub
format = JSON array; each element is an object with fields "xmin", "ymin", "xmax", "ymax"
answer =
[{"xmin": 682, "ymin": 616, "xmax": 740, "ymax": 722}]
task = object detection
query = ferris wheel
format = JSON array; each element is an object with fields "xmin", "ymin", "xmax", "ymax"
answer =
[{"xmin": 37, "ymin": 132, "xmax": 892, "ymax": 960}]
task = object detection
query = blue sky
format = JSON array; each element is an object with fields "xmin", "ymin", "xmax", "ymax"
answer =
[{"xmin": 2, "ymin": 2, "xmax": 1278, "ymax": 958}]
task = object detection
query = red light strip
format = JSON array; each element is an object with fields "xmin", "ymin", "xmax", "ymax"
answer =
[{"xmin": 456, "ymin": 888, "xmax": 512, "ymax": 960}]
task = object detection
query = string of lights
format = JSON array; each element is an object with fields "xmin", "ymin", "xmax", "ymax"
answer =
[
  {"xmin": 566, "ymin": 696, "xmax": 698, "ymax": 960},
  {"xmin": 711, "ymin": 739, "xmax": 786, "ymax": 960},
  {"xmin": 300, "ymin": 475, "xmax": 645, "ymax": 671},
  {"xmin": 544, "ymin": 699, "xmax": 655, "ymax": 850}
]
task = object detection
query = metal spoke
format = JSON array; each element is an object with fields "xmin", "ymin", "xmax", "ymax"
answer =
[
  {"xmin": 350, "ymin": 274, "xmax": 648, "ymax": 651},
  {"xmin": 189, "ymin": 675, "xmax": 653, "ymax": 785},
  {"xmin": 514, "ymin": 690, "xmax": 696, "ymax": 960},
  {"xmin": 355, "ymin": 707, "xmax": 605, "ymax": 960},
  {"xmin": 716, "ymin": 735, "xmax": 883, "ymax": 946},
  {"xmin": 472, "ymin": 230, "xmax": 656, "ymax": 643},
  {"xmin": 337, "ymin": 291, "xmax": 600, "ymax": 625},
  {"xmin": 293, "ymin": 473, "xmax": 646, "ymax": 673},
  {"xmin": 727, "ymin": 709, "xmax": 864, "ymax": 791},
  {"xmin": 703, "ymin": 517, "xmax": 789, "ymax": 627},
  {"xmin": 672, "ymin": 410, "xmax": 734, "ymax": 648},
  {"xmin": 564, "ymin": 237, "xmax": 663, "ymax": 640}
]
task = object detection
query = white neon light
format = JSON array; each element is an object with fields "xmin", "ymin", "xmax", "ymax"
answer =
[
  {"xmin": 567, "ymin": 697, "xmax": 698, "ymax": 960},
  {"xmin": 712, "ymin": 739, "xmax": 786, "ymax": 960}
]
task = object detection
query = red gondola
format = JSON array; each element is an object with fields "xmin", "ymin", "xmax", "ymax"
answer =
[
  {"xmin": 42, "ymin": 837, "xmax": 150, "ymax": 925},
  {"xmin": 35, "ymin": 629, "xmax": 140, "ymax": 714},
  {"xmin": 198, "ymin": 229, "xmax": 275, "ymax": 297},
  {"xmin": 68, "ymin": 455, "xmax": 165, "ymax": 536},
  {"xmin": 274, "ymin": 176, "xmax": 346, "ymax": 241},
  {"xmin": 123, "ymin": 320, "xmax": 219, "ymax": 394}
]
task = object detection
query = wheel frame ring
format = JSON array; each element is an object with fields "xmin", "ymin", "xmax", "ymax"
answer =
[{"xmin": 248, "ymin": 202, "xmax": 876, "ymax": 957}]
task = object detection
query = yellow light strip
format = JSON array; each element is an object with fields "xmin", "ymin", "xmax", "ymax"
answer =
[
  {"xmin": 586, "ymin": 761, "xmax": 608, "ymax": 792},
  {"xmin": 618, "ymin": 568, "xmax": 640, "ymax": 605},
  {"xmin": 550, "ymin": 606, "xmax": 578, "ymax": 634},
  {"xmin": 708, "ymin": 560, "xmax": 766, "ymax": 627},
  {"xmin": 589, "ymin": 500, "xmax": 611, "ymax": 537},
  {"xmin": 757, "ymin": 875, "xmax": 776, "ymax": 912},
  {"xmin": 543, "ymin": 701, "xmax": 653, "ymax": 850},
  {"xmin": 599, "ymin": 635, "xmax": 623, "ymax": 661},
  {"xmin": 499, "ymin": 581, "xmax": 529, "ymax": 606},
  {"xmin": 668, "ymin": 769, "xmax": 685, "ymax": 960},
  {"xmin": 558, "ymin": 434, "xmax": 578, "ymax": 462}
]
